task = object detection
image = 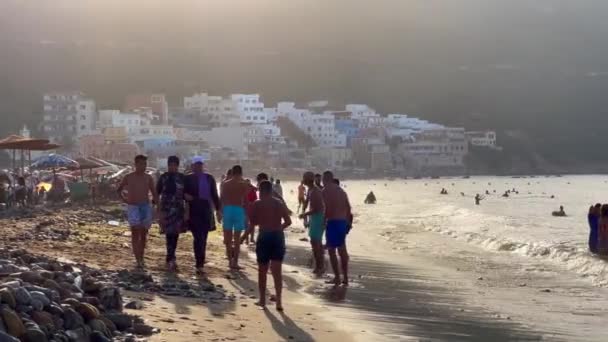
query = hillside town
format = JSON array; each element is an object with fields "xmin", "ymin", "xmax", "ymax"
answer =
[{"xmin": 37, "ymin": 91, "xmax": 498, "ymax": 177}]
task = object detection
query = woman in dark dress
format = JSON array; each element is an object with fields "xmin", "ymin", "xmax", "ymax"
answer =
[{"xmin": 156, "ymin": 156, "xmax": 186, "ymax": 272}]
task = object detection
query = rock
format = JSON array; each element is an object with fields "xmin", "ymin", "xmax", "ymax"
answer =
[
  {"xmin": 98, "ymin": 287, "xmax": 122, "ymax": 312},
  {"xmin": 75, "ymin": 303, "xmax": 99, "ymax": 321},
  {"xmin": 82, "ymin": 278, "xmax": 102, "ymax": 294},
  {"xmin": 30, "ymin": 292, "xmax": 50, "ymax": 305},
  {"xmin": 14, "ymin": 288, "xmax": 31, "ymax": 305},
  {"xmin": 131, "ymin": 323, "xmax": 154, "ymax": 336},
  {"xmin": 31, "ymin": 311, "xmax": 54, "ymax": 329},
  {"xmin": 124, "ymin": 301, "xmax": 143, "ymax": 310},
  {"xmin": 14, "ymin": 305, "xmax": 33, "ymax": 314},
  {"xmin": 18, "ymin": 272, "xmax": 44, "ymax": 285},
  {"xmin": 103, "ymin": 313, "xmax": 132, "ymax": 331},
  {"xmin": 89, "ymin": 331, "xmax": 111, "ymax": 342},
  {"xmin": 0, "ymin": 331, "xmax": 19, "ymax": 342},
  {"xmin": 47, "ymin": 304, "xmax": 64, "ymax": 317},
  {"xmin": 0, "ymin": 281, "xmax": 21, "ymax": 290},
  {"xmin": 38, "ymin": 271, "xmax": 54, "ymax": 280},
  {"xmin": 41, "ymin": 280, "xmax": 60, "ymax": 293},
  {"xmin": 62, "ymin": 298, "xmax": 80, "ymax": 308},
  {"xmin": 1, "ymin": 308, "xmax": 25, "ymax": 338},
  {"xmin": 62, "ymin": 308, "xmax": 84, "ymax": 330},
  {"xmin": 64, "ymin": 328, "xmax": 87, "ymax": 342},
  {"xmin": 0, "ymin": 289, "xmax": 16, "ymax": 309},
  {"xmin": 540, "ymin": 289, "xmax": 551, "ymax": 293},
  {"xmin": 23, "ymin": 326, "xmax": 47, "ymax": 342},
  {"xmin": 88, "ymin": 319, "xmax": 111, "ymax": 338},
  {"xmin": 30, "ymin": 300, "xmax": 43, "ymax": 312},
  {"xmin": 97, "ymin": 317, "xmax": 115, "ymax": 334}
]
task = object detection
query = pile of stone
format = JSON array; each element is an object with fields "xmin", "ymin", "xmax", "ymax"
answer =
[
  {"xmin": 0, "ymin": 248, "xmax": 156, "ymax": 342},
  {"xmin": 113, "ymin": 270, "xmax": 229, "ymax": 302},
  {"xmin": 1, "ymin": 207, "xmax": 124, "ymax": 244}
]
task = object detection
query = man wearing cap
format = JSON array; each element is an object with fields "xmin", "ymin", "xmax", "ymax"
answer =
[{"xmin": 184, "ymin": 156, "xmax": 222, "ymax": 275}]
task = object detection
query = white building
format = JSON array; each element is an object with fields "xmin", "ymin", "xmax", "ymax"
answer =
[
  {"xmin": 198, "ymin": 126, "xmax": 248, "ymax": 159},
  {"xmin": 97, "ymin": 109, "xmax": 175, "ymax": 143},
  {"xmin": 231, "ymin": 94, "xmax": 267, "ymax": 124},
  {"xmin": 42, "ymin": 91, "xmax": 96, "ymax": 144},
  {"xmin": 465, "ymin": 131, "xmax": 498, "ymax": 148},
  {"xmin": 399, "ymin": 127, "xmax": 469, "ymax": 168},
  {"xmin": 276, "ymin": 102, "xmax": 343, "ymax": 147},
  {"xmin": 184, "ymin": 93, "xmax": 240, "ymax": 127}
]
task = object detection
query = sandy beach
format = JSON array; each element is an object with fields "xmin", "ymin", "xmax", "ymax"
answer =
[
  {"xmin": 3, "ymin": 176, "xmax": 608, "ymax": 342},
  {"xmin": 0, "ymin": 204, "xmax": 353, "ymax": 342}
]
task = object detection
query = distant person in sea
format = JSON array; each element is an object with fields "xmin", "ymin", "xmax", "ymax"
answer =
[
  {"xmin": 184, "ymin": 156, "xmax": 221, "ymax": 275},
  {"xmin": 300, "ymin": 171, "xmax": 326, "ymax": 276},
  {"xmin": 364, "ymin": 191, "xmax": 376, "ymax": 204},
  {"xmin": 248, "ymin": 180, "xmax": 292, "ymax": 311},
  {"xmin": 117, "ymin": 155, "xmax": 159, "ymax": 270},
  {"xmin": 156, "ymin": 156, "xmax": 186, "ymax": 272},
  {"xmin": 588, "ymin": 204, "xmax": 601, "ymax": 254},
  {"xmin": 440, "ymin": 188, "xmax": 448, "ymax": 195},
  {"xmin": 297, "ymin": 181, "xmax": 306, "ymax": 214},
  {"xmin": 220, "ymin": 165, "xmax": 250, "ymax": 270},
  {"xmin": 475, "ymin": 194, "xmax": 484, "ymax": 205},
  {"xmin": 552, "ymin": 206, "xmax": 567, "ymax": 217},
  {"xmin": 273, "ymin": 179, "xmax": 283, "ymax": 198},
  {"xmin": 322, "ymin": 171, "xmax": 353, "ymax": 286},
  {"xmin": 598, "ymin": 205, "xmax": 608, "ymax": 255}
]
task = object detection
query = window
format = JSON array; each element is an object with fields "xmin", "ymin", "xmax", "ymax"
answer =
[
  {"xmin": 80, "ymin": 125, "xmax": 86, "ymax": 130},
  {"xmin": 152, "ymin": 95, "xmax": 162, "ymax": 103},
  {"xmin": 246, "ymin": 116, "xmax": 251, "ymax": 120},
  {"xmin": 80, "ymin": 104, "xmax": 86, "ymax": 110}
]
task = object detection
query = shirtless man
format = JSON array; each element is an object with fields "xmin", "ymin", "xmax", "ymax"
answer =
[
  {"xmin": 322, "ymin": 171, "xmax": 353, "ymax": 286},
  {"xmin": 117, "ymin": 155, "xmax": 158, "ymax": 269},
  {"xmin": 220, "ymin": 165, "xmax": 250, "ymax": 269},
  {"xmin": 248, "ymin": 180, "xmax": 292, "ymax": 311},
  {"xmin": 300, "ymin": 172, "xmax": 325, "ymax": 276}
]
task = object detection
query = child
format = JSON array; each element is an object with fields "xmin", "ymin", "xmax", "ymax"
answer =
[{"xmin": 247, "ymin": 180, "xmax": 292, "ymax": 311}]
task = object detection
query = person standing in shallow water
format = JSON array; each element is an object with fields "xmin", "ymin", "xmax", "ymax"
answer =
[
  {"xmin": 248, "ymin": 180, "xmax": 292, "ymax": 311},
  {"xmin": 117, "ymin": 155, "xmax": 159, "ymax": 270},
  {"xmin": 220, "ymin": 165, "xmax": 250, "ymax": 270},
  {"xmin": 322, "ymin": 171, "xmax": 353, "ymax": 286},
  {"xmin": 588, "ymin": 204, "xmax": 601, "ymax": 254},
  {"xmin": 300, "ymin": 171, "xmax": 326, "ymax": 276},
  {"xmin": 184, "ymin": 157, "xmax": 222, "ymax": 276},
  {"xmin": 156, "ymin": 156, "xmax": 186, "ymax": 272}
]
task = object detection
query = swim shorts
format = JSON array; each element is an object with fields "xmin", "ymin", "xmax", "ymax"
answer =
[
  {"xmin": 308, "ymin": 212, "xmax": 325, "ymax": 242},
  {"xmin": 222, "ymin": 205, "xmax": 246, "ymax": 232},
  {"xmin": 127, "ymin": 203, "xmax": 153, "ymax": 229},
  {"xmin": 256, "ymin": 230, "xmax": 286, "ymax": 264},
  {"xmin": 326, "ymin": 219, "xmax": 348, "ymax": 248}
]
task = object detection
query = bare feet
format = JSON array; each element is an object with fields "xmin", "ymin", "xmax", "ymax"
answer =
[
  {"xmin": 255, "ymin": 301, "xmax": 267, "ymax": 310},
  {"xmin": 195, "ymin": 267, "xmax": 206, "ymax": 276},
  {"xmin": 276, "ymin": 304, "xmax": 284, "ymax": 312},
  {"xmin": 325, "ymin": 277, "xmax": 340, "ymax": 286}
]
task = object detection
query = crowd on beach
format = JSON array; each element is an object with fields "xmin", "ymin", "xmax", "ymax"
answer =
[{"xmin": 116, "ymin": 154, "xmax": 353, "ymax": 311}]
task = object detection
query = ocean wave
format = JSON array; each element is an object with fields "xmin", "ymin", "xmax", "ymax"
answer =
[{"xmin": 423, "ymin": 219, "xmax": 608, "ymax": 287}]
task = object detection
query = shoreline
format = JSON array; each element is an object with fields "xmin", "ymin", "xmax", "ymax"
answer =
[{"xmin": 0, "ymin": 204, "xmax": 355, "ymax": 342}]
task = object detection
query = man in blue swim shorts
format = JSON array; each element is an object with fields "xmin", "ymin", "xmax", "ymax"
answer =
[
  {"xmin": 300, "ymin": 171, "xmax": 326, "ymax": 276},
  {"xmin": 322, "ymin": 171, "xmax": 353, "ymax": 286},
  {"xmin": 220, "ymin": 165, "xmax": 251, "ymax": 270},
  {"xmin": 248, "ymin": 180, "xmax": 292, "ymax": 311},
  {"xmin": 117, "ymin": 155, "xmax": 159, "ymax": 270}
]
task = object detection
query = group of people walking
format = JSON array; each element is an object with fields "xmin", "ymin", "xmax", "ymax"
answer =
[{"xmin": 117, "ymin": 154, "xmax": 353, "ymax": 311}]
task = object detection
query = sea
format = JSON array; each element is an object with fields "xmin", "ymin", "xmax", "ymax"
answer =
[{"xmin": 280, "ymin": 175, "xmax": 608, "ymax": 341}]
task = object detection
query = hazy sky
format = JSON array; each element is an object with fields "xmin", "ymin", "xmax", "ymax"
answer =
[{"xmin": 2, "ymin": 0, "xmax": 608, "ymax": 138}]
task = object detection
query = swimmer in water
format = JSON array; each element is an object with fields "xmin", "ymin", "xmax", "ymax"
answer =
[{"xmin": 475, "ymin": 194, "xmax": 484, "ymax": 205}]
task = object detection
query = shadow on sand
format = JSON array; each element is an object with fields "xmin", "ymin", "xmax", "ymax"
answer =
[{"xmin": 284, "ymin": 244, "xmax": 549, "ymax": 342}]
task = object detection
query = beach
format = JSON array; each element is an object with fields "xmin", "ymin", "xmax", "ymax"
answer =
[{"xmin": 2, "ymin": 175, "xmax": 608, "ymax": 341}]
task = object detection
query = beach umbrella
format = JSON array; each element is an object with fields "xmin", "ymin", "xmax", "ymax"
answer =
[{"xmin": 31, "ymin": 154, "xmax": 79, "ymax": 170}]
